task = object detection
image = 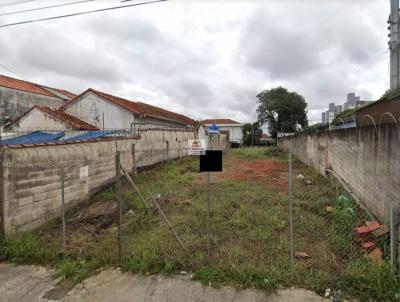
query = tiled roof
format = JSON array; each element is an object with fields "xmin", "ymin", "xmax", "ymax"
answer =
[
  {"xmin": 38, "ymin": 106, "xmax": 98, "ymax": 130},
  {"xmin": 201, "ymin": 119, "xmax": 241, "ymax": 125},
  {"xmin": 53, "ymin": 88, "xmax": 77, "ymax": 99},
  {"xmin": 62, "ymin": 88, "xmax": 195, "ymax": 126},
  {"xmin": 8, "ymin": 105, "xmax": 98, "ymax": 130},
  {"xmin": 261, "ymin": 133, "xmax": 269, "ymax": 139},
  {"xmin": 0, "ymin": 74, "xmax": 75, "ymax": 100},
  {"xmin": 136, "ymin": 101, "xmax": 194, "ymax": 125}
]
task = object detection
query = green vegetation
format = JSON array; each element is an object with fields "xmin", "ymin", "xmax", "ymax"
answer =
[
  {"xmin": 230, "ymin": 147, "xmax": 268, "ymax": 160},
  {"xmin": 0, "ymin": 148, "xmax": 398, "ymax": 300},
  {"xmin": 256, "ymin": 86, "xmax": 308, "ymax": 138},
  {"xmin": 331, "ymin": 108, "xmax": 356, "ymax": 125},
  {"xmin": 242, "ymin": 122, "xmax": 263, "ymax": 146}
]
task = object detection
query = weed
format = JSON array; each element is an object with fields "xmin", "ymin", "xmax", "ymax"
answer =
[
  {"xmin": 2, "ymin": 149, "xmax": 398, "ymax": 301},
  {"xmin": 56, "ymin": 259, "xmax": 101, "ymax": 283},
  {"xmin": 229, "ymin": 147, "xmax": 267, "ymax": 160},
  {"xmin": 0, "ymin": 233, "xmax": 59, "ymax": 264}
]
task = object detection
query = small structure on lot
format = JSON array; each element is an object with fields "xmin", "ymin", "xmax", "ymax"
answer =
[
  {"xmin": 0, "ymin": 74, "xmax": 76, "ymax": 124},
  {"xmin": 201, "ymin": 118, "xmax": 243, "ymax": 146},
  {"xmin": 61, "ymin": 88, "xmax": 194, "ymax": 130},
  {"xmin": 260, "ymin": 133, "xmax": 274, "ymax": 145}
]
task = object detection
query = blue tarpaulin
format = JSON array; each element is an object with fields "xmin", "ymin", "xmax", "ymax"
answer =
[
  {"xmin": 1, "ymin": 131, "xmax": 65, "ymax": 146},
  {"xmin": 64, "ymin": 130, "xmax": 121, "ymax": 142}
]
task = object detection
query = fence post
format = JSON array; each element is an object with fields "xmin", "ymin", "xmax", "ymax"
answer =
[
  {"xmin": 390, "ymin": 205, "xmax": 399, "ymax": 273},
  {"xmin": 207, "ymin": 171, "xmax": 211, "ymax": 262},
  {"xmin": 166, "ymin": 140, "xmax": 169, "ymax": 162},
  {"xmin": 288, "ymin": 151, "xmax": 294, "ymax": 272},
  {"xmin": 131, "ymin": 143, "xmax": 137, "ymax": 177},
  {"xmin": 60, "ymin": 167, "xmax": 66, "ymax": 249},
  {"xmin": 178, "ymin": 140, "xmax": 181, "ymax": 160},
  {"xmin": 115, "ymin": 151, "xmax": 123, "ymax": 263}
]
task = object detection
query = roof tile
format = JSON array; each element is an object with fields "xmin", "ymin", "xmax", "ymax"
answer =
[
  {"xmin": 0, "ymin": 74, "xmax": 75, "ymax": 100},
  {"xmin": 201, "ymin": 119, "xmax": 241, "ymax": 125},
  {"xmin": 62, "ymin": 88, "xmax": 195, "ymax": 126}
]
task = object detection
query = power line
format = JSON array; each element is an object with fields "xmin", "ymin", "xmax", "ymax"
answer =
[
  {"xmin": 0, "ymin": 0, "xmax": 95, "ymax": 17},
  {"xmin": 0, "ymin": 62, "xmax": 22, "ymax": 79},
  {"xmin": 0, "ymin": 0, "xmax": 168, "ymax": 29},
  {"xmin": 0, "ymin": 0, "xmax": 34, "ymax": 8}
]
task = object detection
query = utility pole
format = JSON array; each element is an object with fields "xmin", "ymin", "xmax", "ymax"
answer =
[{"xmin": 389, "ymin": 0, "xmax": 400, "ymax": 90}]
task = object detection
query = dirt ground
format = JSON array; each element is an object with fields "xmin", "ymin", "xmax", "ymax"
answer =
[{"xmin": 219, "ymin": 153, "xmax": 288, "ymax": 192}]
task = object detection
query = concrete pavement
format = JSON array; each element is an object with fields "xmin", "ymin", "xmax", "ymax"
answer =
[{"xmin": 0, "ymin": 263, "xmax": 328, "ymax": 302}]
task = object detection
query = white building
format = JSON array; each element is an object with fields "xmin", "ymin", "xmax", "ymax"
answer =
[
  {"xmin": 6, "ymin": 105, "xmax": 97, "ymax": 131},
  {"xmin": 201, "ymin": 119, "xmax": 243, "ymax": 145},
  {"xmin": 0, "ymin": 74, "xmax": 76, "ymax": 124},
  {"xmin": 61, "ymin": 88, "xmax": 194, "ymax": 130}
]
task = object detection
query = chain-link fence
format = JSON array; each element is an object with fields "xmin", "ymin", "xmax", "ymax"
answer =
[
  {"xmin": 1, "ymin": 114, "xmax": 399, "ymax": 300},
  {"xmin": 280, "ymin": 113, "xmax": 400, "ymax": 299}
]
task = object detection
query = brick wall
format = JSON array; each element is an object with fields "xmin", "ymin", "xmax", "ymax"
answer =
[
  {"xmin": 278, "ymin": 123, "xmax": 400, "ymax": 222},
  {"xmin": 0, "ymin": 129, "xmax": 197, "ymax": 233}
]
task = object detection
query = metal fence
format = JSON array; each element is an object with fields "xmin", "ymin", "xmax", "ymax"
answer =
[{"xmin": 0, "ymin": 114, "xmax": 399, "ymax": 300}]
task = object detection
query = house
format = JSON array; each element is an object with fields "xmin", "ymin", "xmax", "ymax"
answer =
[
  {"xmin": 260, "ymin": 133, "xmax": 274, "ymax": 145},
  {"xmin": 61, "ymin": 88, "xmax": 194, "ymax": 130},
  {"xmin": 6, "ymin": 105, "xmax": 97, "ymax": 131},
  {"xmin": 201, "ymin": 119, "xmax": 243, "ymax": 145},
  {"xmin": 0, "ymin": 74, "xmax": 76, "ymax": 125}
]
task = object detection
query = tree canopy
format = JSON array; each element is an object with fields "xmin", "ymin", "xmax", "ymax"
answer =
[
  {"xmin": 242, "ymin": 121, "xmax": 262, "ymax": 146},
  {"xmin": 256, "ymin": 87, "xmax": 308, "ymax": 138}
]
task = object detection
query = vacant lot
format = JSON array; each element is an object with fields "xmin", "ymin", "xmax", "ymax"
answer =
[{"xmin": 1, "ymin": 148, "xmax": 398, "ymax": 301}]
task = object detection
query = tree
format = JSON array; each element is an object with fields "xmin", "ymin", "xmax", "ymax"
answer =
[
  {"xmin": 242, "ymin": 122, "xmax": 262, "ymax": 146},
  {"xmin": 256, "ymin": 87, "xmax": 308, "ymax": 139}
]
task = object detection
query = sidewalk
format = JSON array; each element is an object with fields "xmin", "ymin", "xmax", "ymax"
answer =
[{"xmin": 0, "ymin": 263, "xmax": 327, "ymax": 302}]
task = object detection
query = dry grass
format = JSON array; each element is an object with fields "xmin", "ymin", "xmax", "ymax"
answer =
[{"xmin": 1, "ymin": 147, "xmax": 398, "ymax": 300}]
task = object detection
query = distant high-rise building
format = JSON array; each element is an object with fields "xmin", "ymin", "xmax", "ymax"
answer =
[
  {"xmin": 343, "ymin": 92, "xmax": 372, "ymax": 110},
  {"xmin": 321, "ymin": 92, "xmax": 373, "ymax": 124}
]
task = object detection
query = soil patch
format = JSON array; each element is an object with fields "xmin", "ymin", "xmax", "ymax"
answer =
[{"xmin": 219, "ymin": 154, "xmax": 288, "ymax": 192}]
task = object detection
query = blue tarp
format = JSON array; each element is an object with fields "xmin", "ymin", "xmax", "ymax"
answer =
[
  {"xmin": 64, "ymin": 130, "xmax": 121, "ymax": 142},
  {"xmin": 1, "ymin": 131, "xmax": 65, "ymax": 145}
]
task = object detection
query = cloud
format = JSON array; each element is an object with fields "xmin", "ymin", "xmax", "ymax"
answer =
[{"xmin": 0, "ymin": 0, "xmax": 390, "ymax": 124}]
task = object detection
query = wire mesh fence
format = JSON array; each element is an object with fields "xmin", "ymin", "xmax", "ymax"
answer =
[{"xmin": 0, "ymin": 113, "xmax": 399, "ymax": 300}]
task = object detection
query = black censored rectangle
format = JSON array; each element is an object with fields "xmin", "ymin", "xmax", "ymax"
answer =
[{"xmin": 200, "ymin": 150, "xmax": 222, "ymax": 172}]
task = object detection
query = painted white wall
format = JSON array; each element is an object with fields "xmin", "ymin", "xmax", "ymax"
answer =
[
  {"xmin": 12, "ymin": 108, "xmax": 72, "ymax": 131},
  {"xmin": 65, "ymin": 92, "xmax": 135, "ymax": 130},
  {"xmin": 218, "ymin": 125, "xmax": 243, "ymax": 143}
]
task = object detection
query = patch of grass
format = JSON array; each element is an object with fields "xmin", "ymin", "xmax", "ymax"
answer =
[
  {"xmin": 56, "ymin": 259, "xmax": 102, "ymax": 283},
  {"xmin": 0, "ymin": 233, "xmax": 60, "ymax": 264},
  {"xmin": 2, "ymin": 151, "xmax": 398, "ymax": 301},
  {"xmin": 265, "ymin": 147, "xmax": 289, "ymax": 162},
  {"xmin": 229, "ymin": 147, "xmax": 268, "ymax": 160},
  {"xmin": 338, "ymin": 259, "xmax": 400, "ymax": 301}
]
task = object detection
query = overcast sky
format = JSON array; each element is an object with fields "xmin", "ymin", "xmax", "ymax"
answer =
[{"xmin": 0, "ymin": 0, "xmax": 390, "ymax": 123}]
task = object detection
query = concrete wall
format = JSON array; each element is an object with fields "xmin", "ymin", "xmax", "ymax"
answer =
[
  {"xmin": 209, "ymin": 133, "xmax": 228, "ymax": 150},
  {"xmin": 0, "ymin": 129, "xmax": 199, "ymax": 233},
  {"xmin": 278, "ymin": 123, "xmax": 400, "ymax": 222},
  {"xmin": 0, "ymin": 87, "xmax": 64, "ymax": 124},
  {"xmin": 64, "ymin": 91, "xmax": 135, "ymax": 130}
]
